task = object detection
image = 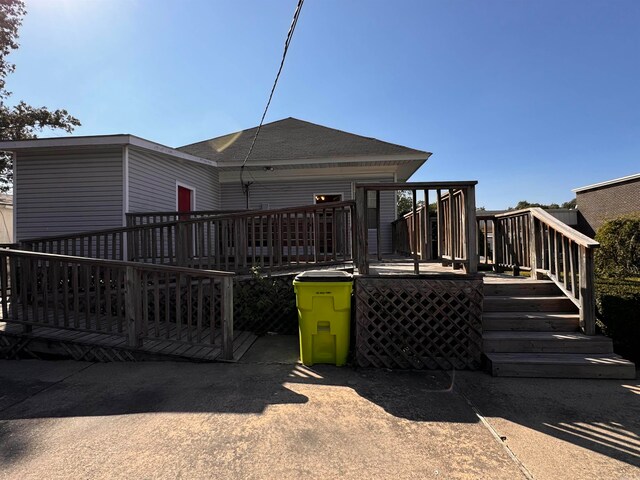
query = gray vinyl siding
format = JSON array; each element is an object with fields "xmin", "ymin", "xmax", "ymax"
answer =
[
  {"xmin": 127, "ymin": 148, "xmax": 220, "ymax": 212},
  {"xmin": 15, "ymin": 149, "xmax": 123, "ymax": 240},
  {"xmin": 220, "ymin": 176, "xmax": 395, "ymax": 254}
]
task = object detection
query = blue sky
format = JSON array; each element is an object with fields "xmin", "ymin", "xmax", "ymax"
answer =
[{"xmin": 9, "ymin": 0, "xmax": 640, "ymax": 209}]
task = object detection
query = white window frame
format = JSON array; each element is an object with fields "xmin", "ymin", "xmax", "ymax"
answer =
[{"xmin": 176, "ymin": 181, "xmax": 196, "ymax": 211}]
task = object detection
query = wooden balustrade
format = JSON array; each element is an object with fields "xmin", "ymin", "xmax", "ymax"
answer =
[
  {"xmin": 0, "ymin": 249, "xmax": 235, "ymax": 358},
  {"xmin": 382, "ymin": 182, "xmax": 478, "ymax": 275},
  {"xmin": 20, "ymin": 201, "xmax": 355, "ymax": 273},
  {"xmin": 480, "ymin": 208, "xmax": 599, "ymax": 335},
  {"xmin": 126, "ymin": 209, "xmax": 247, "ymax": 227}
]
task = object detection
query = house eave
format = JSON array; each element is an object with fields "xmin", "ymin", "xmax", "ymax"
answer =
[
  {"xmin": 573, "ymin": 172, "xmax": 640, "ymax": 193},
  {"xmin": 0, "ymin": 134, "xmax": 217, "ymax": 167}
]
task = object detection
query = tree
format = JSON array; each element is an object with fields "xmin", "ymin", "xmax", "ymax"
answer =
[
  {"xmin": 0, "ymin": 0, "xmax": 80, "ymax": 191},
  {"xmin": 509, "ymin": 199, "xmax": 573, "ymax": 211}
]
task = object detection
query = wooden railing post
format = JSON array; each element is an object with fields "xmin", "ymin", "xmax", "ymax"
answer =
[
  {"xmin": 529, "ymin": 214, "xmax": 540, "ymax": 280},
  {"xmin": 355, "ymin": 187, "xmax": 368, "ymax": 274},
  {"xmin": 493, "ymin": 218, "xmax": 503, "ymax": 273},
  {"xmin": 125, "ymin": 266, "xmax": 142, "ymax": 348},
  {"xmin": 221, "ymin": 276, "xmax": 234, "ymax": 360},
  {"xmin": 464, "ymin": 185, "xmax": 478, "ymax": 274},
  {"xmin": 579, "ymin": 246, "xmax": 596, "ymax": 335},
  {"xmin": 176, "ymin": 222, "xmax": 188, "ymax": 267}
]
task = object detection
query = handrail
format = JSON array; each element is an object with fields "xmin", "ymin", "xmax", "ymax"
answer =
[
  {"xmin": 0, "ymin": 248, "xmax": 235, "ymax": 358},
  {"xmin": 19, "ymin": 201, "xmax": 356, "ymax": 274},
  {"xmin": 496, "ymin": 207, "xmax": 598, "ymax": 248},
  {"xmin": 483, "ymin": 207, "xmax": 599, "ymax": 335},
  {"xmin": 358, "ymin": 183, "xmax": 477, "ymax": 275},
  {"xmin": 0, "ymin": 249, "xmax": 235, "ymax": 276}
]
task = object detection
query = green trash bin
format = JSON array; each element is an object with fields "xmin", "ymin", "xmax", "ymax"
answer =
[{"xmin": 293, "ymin": 270, "xmax": 353, "ymax": 366}]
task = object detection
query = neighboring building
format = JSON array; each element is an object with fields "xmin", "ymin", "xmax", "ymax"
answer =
[
  {"xmin": 0, "ymin": 194, "xmax": 13, "ymax": 243},
  {"xmin": 0, "ymin": 118, "xmax": 431, "ymax": 253},
  {"xmin": 573, "ymin": 173, "xmax": 640, "ymax": 237}
]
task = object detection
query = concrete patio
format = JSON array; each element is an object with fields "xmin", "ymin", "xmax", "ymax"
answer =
[{"xmin": 0, "ymin": 336, "xmax": 638, "ymax": 479}]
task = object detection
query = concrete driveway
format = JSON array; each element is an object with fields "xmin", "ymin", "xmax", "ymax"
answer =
[{"xmin": 0, "ymin": 336, "xmax": 638, "ymax": 479}]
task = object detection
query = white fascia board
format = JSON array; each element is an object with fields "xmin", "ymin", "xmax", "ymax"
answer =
[
  {"xmin": 0, "ymin": 134, "xmax": 216, "ymax": 167},
  {"xmin": 216, "ymin": 152, "xmax": 430, "ymax": 168},
  {"xmin": 573, "ymin": 172, "xmax": 640, "ymax": 193},
  {"xmin": 219, "ymin": 165, "xmax": 399, "ymax": 183},
  {"xmin": 128, "ymin": 136, "xmax": 217, "ymax": 166}
]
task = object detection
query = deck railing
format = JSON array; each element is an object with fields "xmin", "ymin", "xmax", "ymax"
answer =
[
  {"xmin": 0, "ymin": 249, "xmax": 236, "ymax": 358},
  {"xmin": 126, "ymin": 209, "xmax": 247, "ymax": 227},
  {"xmin": 19, "ymin": 201, "xmax": 355, "ymax": 273},
  {"xmin": 377, "ymin": 182, "xmax": 478, "ymax": 275},
  {"xmin": 478, "ymin": 208, "xmax": 599, "ymax": 335}
]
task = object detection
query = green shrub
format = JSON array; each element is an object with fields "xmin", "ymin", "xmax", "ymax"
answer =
[
  {"xmin": 595, "ymin": 277, "xmax": 640, "ymax": 363},
  {"xmin": 234, "ymin": 268, "xmax": 298, "ymax": 335},
  {"xmin": 595, "ymin": 215, "xmax": 640, "ymax": 278}
]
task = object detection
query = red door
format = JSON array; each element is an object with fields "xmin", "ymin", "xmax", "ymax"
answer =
[{"xmin": 178, "ymin": 186, "xmax": 192, "ymax": 218}]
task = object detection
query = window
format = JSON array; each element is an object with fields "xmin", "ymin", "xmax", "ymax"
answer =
[
  {"xmin": 367, "ymin": 191, "xmax": 378, "ymax": 229},
  {"xmin": 314, "ymin": 194, "xmax": 342, "ymax": 204}
]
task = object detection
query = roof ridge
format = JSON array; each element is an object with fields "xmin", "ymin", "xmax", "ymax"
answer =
[{"xmin": 177, "ymin": 117, "xmax": 429, "ymax": 155}]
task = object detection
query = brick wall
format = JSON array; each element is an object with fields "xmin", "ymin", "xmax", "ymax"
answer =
[{"xmin": 576, "ymin": 177, "xmax": 640, "ymax": 237}]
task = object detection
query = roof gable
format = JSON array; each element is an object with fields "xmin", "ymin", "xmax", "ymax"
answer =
[{"xmin": 178, "ymin": 117, "xmax": 430, "ymax": 164}]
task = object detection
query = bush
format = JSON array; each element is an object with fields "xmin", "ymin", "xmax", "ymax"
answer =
[
  {"xmin": 595, "ymin": 215, "xmax": 640, "ymax": 278},
  {"xmin": 595, "ymin": 277, "xmax": 640, "ymax": 363},
  {"xmin": 233, "ymin": 268, "xmax": 298, "ymax": 335}
]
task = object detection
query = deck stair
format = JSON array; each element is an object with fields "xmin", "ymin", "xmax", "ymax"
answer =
[{"xmin": 483, "ymin": 279, "xmax": 636, "ymax": 379}]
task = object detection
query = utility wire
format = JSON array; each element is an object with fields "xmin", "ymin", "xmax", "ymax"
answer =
[{"xmin": 240, "ymin": 0, "xmax": 305, "ymax": 198}]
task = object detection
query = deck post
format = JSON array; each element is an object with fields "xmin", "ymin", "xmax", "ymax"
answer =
[
  {"xmin": 423, "ymin": 189, "xmax": 431, "ymax": 260},
  {"xmin": 464, "ymin": 185, "xmax": 478, "ymax": 274},
  {"xmin": 376, "ymin": 190, "xmax": 382, "ymax": 261},
  {"xmin": 355, "ymin": 186, "xmax": 369, "ymax": 274},
  {"xmin": 412, "ymin": 190, "xmax": 419, "ymax": 274},
  {"xmin": 579, "ymin": 246, "xmax": 596, "ymax": 335},
  {"xmin": 221, "ymin": 276, "xmax": 234, "ymax": 360},
  {"xmin": 529, "ymin": 214, "xmax": 543, "ymax": 280},
  {"xmin": 437, "ymin": 190, "xmax": 444, "ymax": 264},
  {"xmin": 493, "ymin": 218, "xmax": 503, "ymax": 273},
  {"xmin": 125, "ymin": 266, "xmax": 143, "ymax": 348}
]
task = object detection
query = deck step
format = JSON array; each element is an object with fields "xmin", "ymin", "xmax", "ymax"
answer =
[
  {"xmin": 483, "ymin": 331, "xmax": 614, "ymax": 354},
  {"xmin": 483, "ymin": 280, "xmax": 560, "ymax": 297},
  {"xmin": 486, "ymin": 353, "xmax": 637, "ymax": 379},
  {"xmin": 483, "ymin": 295, "xmax": 577, "ymax": 312},
  {"xmin": 482, "ymin": 312, "xmax": 580, "ymax": 332}
]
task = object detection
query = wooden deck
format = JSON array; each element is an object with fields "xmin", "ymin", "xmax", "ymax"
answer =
[{"xmin": 0, "ymin": 319, "xmax": 257, "ymax": 362}]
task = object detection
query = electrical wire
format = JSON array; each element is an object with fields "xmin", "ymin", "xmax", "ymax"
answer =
[{"xmin": 240, "ymin": 0, "xmax": 305, "ymax": 199}]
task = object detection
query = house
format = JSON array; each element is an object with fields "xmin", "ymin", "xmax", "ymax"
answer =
[
  {"xmin": 3, "ymin": 118, "xmax": 431, "ymax": 254},
  {"xmin": 573, "ymin": 173, "xmax": 640, "ymax": 237}
]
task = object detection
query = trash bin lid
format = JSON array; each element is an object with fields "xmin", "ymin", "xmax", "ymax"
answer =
[{"xmin": 294, "ymin": 270, "xmax": 353, "ymax": 282}]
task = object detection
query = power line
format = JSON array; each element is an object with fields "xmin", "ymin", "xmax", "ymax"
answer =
[{"xmin": 240, "ymin": 0, "xmax": 305, "ymax": 205}]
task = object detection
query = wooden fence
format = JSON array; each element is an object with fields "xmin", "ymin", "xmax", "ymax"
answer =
[
  {"xmin": 19, "ymin": 202, "xmax": 355, "ymax": 274},
  {"xmin": 0, "ymin": 249, "xmax": 235, "ymax": 358},
  {"xmin": 367, "ymin": 182, "xmax": 477, "ymax": 274},
  {"xmin": 478, "ymin": 208, "xmax": 599, "ymax": 335}
]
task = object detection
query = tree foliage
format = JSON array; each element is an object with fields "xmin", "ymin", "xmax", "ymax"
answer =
[
  {"xmin": 595, "ymin": 215, "xmax": 640, "ymax": 278},
  {"xmin": 0, "ymin": 0, "xmax": 80, "ymax": 191},
  {"xmin": 508, "ymin": 199, "xmax": 576, "ymax": 211}
]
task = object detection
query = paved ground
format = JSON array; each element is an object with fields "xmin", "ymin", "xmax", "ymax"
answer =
[{"xmin": 0, "ymin": 336, "xmax": 638, "ymax": 479}]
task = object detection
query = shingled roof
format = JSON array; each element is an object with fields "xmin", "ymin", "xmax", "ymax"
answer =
[{"xmin": 178, "ymin": 117, "xmax": 429, "ymax": 164}]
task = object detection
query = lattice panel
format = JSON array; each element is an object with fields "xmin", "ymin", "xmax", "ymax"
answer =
[
  {"xmin": 233, "ymin": 273, "xmax": 298, "ymax": 335},
  {"xmin": 355, "ymin": 277, "xmax": 483, "ymax": 370}
]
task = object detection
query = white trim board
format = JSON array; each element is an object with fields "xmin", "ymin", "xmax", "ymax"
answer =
[
  {"xmin": 573, "ymin": 173, "xmax": 640, "ymax": 193},
  {"xmin": 176, "ymin": 181, "xmax": 197, "ymax": 211},
  {"xmin": 0, "ymin": 134, "xmax": 217, "ymax": 168}
]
